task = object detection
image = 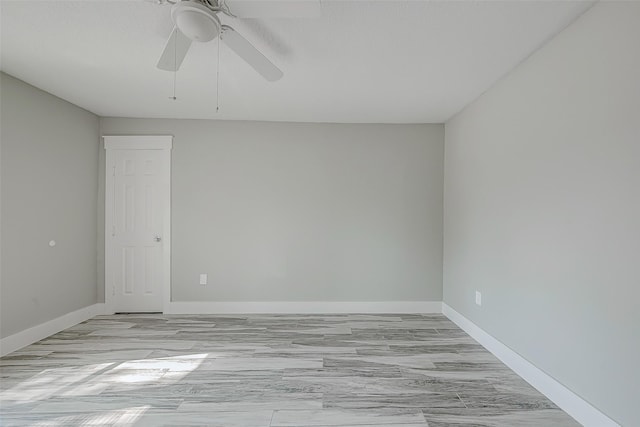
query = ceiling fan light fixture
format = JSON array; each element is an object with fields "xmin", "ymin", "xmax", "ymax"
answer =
[
  {"xmin": 171, "ymin": 1, "xmax": 221, "ymax": 42},
  {"xmin": 158, "ymin": 0, "xmax": 283, "ymax": 80}
]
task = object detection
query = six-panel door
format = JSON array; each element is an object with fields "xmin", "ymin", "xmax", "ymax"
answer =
[{"xmin": 108, "ymin": 149, "xmax": 167, "ymax": 312}]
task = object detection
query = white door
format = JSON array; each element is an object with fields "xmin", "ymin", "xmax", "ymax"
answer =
[{"xmin": 104, "ymin": 136, "xmax": 172, "ymax": 313}]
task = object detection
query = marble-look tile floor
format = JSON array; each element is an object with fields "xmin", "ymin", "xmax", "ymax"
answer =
[{"xmin": 0, "ymin": 314, "xmax": 578, "ymax": 426}]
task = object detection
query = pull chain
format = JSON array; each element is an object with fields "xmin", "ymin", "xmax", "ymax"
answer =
[
  {"xmin": 171, "ymin": 30, "xmax": 178, "ymax": 101},
  {"xmin": 172, "ymin": 69, "xmax": 177, "ymax": 101},
  {"xmin": 216, "ymin": 33, "xmax": 220, "ymax": 112}
]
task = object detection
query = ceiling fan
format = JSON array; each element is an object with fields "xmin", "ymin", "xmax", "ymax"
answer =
[{"xmin": 155, "ymin": 0, "xmax": 318, "ymax": 82}]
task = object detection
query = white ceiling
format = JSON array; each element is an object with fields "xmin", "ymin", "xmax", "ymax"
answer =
[{"xmin": 1, "ymin": 0, "xmax": 594, "ymax": 123}]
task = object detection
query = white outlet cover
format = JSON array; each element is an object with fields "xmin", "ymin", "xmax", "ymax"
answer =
[
  {"xmin": 475, "ymin": 291, "xmax": 482, "ymax": 306},
  {"xmin": 199, "ymin": 274, "xmax": 208, "ymax": 285}
]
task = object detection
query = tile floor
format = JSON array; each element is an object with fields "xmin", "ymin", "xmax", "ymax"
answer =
[{"xmin": 0, "ymin": 314, "xmax": 578, "ymax": 426}]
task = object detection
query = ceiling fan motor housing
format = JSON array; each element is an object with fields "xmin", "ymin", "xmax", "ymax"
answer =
[{"xmin": 171, "ymin": 0, "xmax": 221, "ymax": 42}]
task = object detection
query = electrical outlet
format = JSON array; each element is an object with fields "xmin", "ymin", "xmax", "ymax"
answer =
[
  {"xmin": 199, "ymin": 274, "xmax": 208, "ymax": 286},
  {"xmin": 475, "ymin": 291, "xmax": 482, "ymax": 306}
]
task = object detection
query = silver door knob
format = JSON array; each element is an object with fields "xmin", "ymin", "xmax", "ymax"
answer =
[{"xmin": 154, "ymin": 235, "xmax": 162, "ymax": 242}]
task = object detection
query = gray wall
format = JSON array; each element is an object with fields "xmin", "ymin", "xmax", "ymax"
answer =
[
  {"xmin": 443, "ymin": 2, "xmax": 640, "ymax": 425},
  {"xmin": 100, "ymin": 119, "xmax": 444, "ymax": 302},
  {"xmin": 0, "ymin": 73, "xmax": 99, "ymax": 338}
]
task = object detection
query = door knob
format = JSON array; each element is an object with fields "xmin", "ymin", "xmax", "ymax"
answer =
[{"xmin": 154, "ymin": 235, "xmax": 162, "ymax": 242}]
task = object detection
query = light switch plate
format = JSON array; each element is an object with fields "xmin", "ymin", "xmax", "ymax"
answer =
[
  {"xmin": 475, "ymin": 291, "xmax": 482, "ymax": 306},
  {"xmin": 199, "ymin": 274, "xmax": 208, "ymax": 285}
]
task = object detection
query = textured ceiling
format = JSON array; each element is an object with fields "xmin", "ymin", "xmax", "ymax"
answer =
[{"xmin": 0, "ymin": 0, "xmax": 594, "ymax": 123}]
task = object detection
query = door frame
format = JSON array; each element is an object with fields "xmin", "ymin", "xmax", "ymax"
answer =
[{"xmin": 103, "ymin": 135, "xmax": 173, "ymax": 314}]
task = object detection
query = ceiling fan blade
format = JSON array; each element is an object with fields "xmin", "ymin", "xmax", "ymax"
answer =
[
  {"xmin": 223, "ymin": 0, "xmax": 321, "ymax": 18},
  {"xmin": 221, "ymin": 25, "xmax": 283, "ymax": 82},
  {"xmin": 157, "ymin": 27, "xmax": 192, "ymax": 71}
]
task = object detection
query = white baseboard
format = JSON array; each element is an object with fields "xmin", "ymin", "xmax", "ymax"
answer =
[
  {"xmin": 441, "ymin": 303, "xmax": 619, "ymax": 427},
  {"xmin": 0, "ymin": 303, "xmax": 105, "ymax": 357},
  {"xmin": 165, "ymin": 301, "xmax": 442, "ymax": 314}
]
